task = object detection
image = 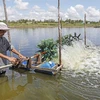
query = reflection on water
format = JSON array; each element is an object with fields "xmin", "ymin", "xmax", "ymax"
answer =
[
  {"xmin": 0, "ymin": 69, "xmax": 63, "ymax": 100},
  {"xmin": 1, "ymin": 27, "xmax": 100, "ymax": 100}
]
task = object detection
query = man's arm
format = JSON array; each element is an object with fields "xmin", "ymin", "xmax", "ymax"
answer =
[
  {"xmin": 0, "ymin": 53, "xmax": 17, "ymax": 64},
  {"xmin": 0, "ymin": 53, "xmax": 10, "ymax": 60},
  {"xmin": 11, "ymin": 48, "xmax": 26, "ymax": 60}
]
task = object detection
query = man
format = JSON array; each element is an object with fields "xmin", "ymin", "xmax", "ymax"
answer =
[{"xmin": 0, "ymin": 22, "xmax": 26, "ymax": 74}]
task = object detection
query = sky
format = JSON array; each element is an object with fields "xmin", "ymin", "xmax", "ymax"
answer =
[{"xmin": 0, "ymin": 0, "xmax": 100, "ymax": 21}]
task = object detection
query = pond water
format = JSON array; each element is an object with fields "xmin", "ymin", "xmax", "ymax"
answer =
[{"xmin": 0, "ymin": 27, "xmax": 100, "ymax": 100}]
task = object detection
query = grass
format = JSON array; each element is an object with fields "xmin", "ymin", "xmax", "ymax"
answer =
[{"xmin": 8, "ymin": 22, "xmax": 100, "ymax": 28}]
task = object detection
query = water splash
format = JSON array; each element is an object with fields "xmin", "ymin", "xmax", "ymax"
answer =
[{"xmin": 62, "ymin": 40, "xmax": 100, "ymax": 75}]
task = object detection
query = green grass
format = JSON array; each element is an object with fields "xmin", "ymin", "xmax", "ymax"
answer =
[{"xmin": 8, "ymin": 22, "xmax": 100, "ymax": 28}]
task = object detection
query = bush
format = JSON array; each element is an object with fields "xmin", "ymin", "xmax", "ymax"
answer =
[{"xmin": 37, "ymin": 39, "xmax": 58, "ymax": 61}]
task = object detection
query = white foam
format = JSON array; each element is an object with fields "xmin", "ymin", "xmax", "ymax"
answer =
[{"xmin": 61, "ymin": 40, "xmax": 100, "ymax": 76}]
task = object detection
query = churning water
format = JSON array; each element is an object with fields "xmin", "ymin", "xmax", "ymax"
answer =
[
  {"xmin": 62, "ymin": 40, "xmax": 100, "ymax": 72},
  {"xmin": 61, "ymin": 40, "xmax": 100, "ymax": 100}
]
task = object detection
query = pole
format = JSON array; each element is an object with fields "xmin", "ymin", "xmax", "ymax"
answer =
[
  {"xmin": 84, "ymin": 13, "xmax": 86, "ymax": 45},
  {"xmin": 2, "ymin": 0, "xmax": 12, "ymax": 56},
  {"xmin": 0, "ymin": 64, "xmax": 13, "ymax": 70},
  {"xmin": 58, "ymin": 0, "xmax": 62, "ymax": 65}
]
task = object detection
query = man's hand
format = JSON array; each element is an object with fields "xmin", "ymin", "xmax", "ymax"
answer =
[
  {"xmin": 8, "ymin": 57, "xmax": 18, "ymax": 65},
  {"xmin": 11, "ymin": 48, "xmax": 27, "ymax": 61},
  {"xmin": 18, "ymin": 54, "xmax": 27, "ymax": 61}
]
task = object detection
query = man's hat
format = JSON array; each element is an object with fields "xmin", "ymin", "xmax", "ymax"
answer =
[{"xmin": 0, "ymin": 22, "xmax": 9, "ymax": 31}]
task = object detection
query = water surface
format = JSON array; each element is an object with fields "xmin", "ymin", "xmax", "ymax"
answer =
[{"xmin": 1, "ymin": 27, "xmax": 100, "ymax": 100}]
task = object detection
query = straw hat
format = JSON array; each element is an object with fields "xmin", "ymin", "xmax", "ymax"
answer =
[{"xmin": 0, "ymin": 22, "xmax": 9, "ymax": 31}]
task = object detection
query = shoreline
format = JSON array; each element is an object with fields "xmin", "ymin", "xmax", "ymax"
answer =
[{"xmin": 9, "ymin": 25, "xmax": 95, "ymax": 28}]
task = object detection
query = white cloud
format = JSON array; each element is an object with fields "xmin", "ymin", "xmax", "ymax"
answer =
[
  {"xmin": 32, "ymin": 5, "xmax": 45, "ymax": 12},
  {"xmin": 86, "ymin": 7, "xmax": 100, "ymax": 17},
  {"xmin": 5, "ymin": 6, "xmax": 24, "ymax": 20},
  {"xmin": 28, "ymin": 5, "xmax": 58, "ymax": 21},
  {"xmin": 0, "ymin": 6, "xmax": 4, "ymax": 18},
  {"xmin": 14, "ymin": 0, "xmax": 29, "ymax": 10},
  {"xmin": 7, "ymin": 7, "xmax": 18, "ymax": 15},
  {"xmin": 85, "ymin": 7, "xmax": 100, "ymax": 21},
  {"xmin": 75, "ymin": 4, "xmax": 84, "ymax": 12},
  {"xmin": 1, "ymin": 1, "xmax": 100, "ymax": 22},
  {"xmin": 46, "ymin": 4, "xmax": 58, "ymax": 12},
  {"xmin": 47, "ymin": 5, "xmax": 58, "ymax": 20},
  {"xmin": 67, "ymin": 6, "xmax": 81, "ymax": 20},
  {"xmin": 63, "ymin": 12, "xmax": 69, "ymax": 20}
]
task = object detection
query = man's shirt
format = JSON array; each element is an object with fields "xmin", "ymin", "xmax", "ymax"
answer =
[{"xmin": 0, "ymin": 37, "xmax": 12, "ymax": 64}]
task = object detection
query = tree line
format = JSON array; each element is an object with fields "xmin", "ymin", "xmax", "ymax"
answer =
[{"xmin": 0, "ymin": 19, "xmax": 100, "ymax": 24}]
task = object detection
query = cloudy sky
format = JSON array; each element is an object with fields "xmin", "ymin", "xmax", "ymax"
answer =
[{"xmin": 0, "ymin": 0, "xmax": 100, "ymax": 21}]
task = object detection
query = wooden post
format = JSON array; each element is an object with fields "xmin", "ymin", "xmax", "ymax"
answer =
[
  {"xmin": 84, "ymin": 13, "xmax": 86, "ymax": 45},
  {"xmin": 58, "ymin": 0, "xmax": 62, "ymax": 65},
  {"xmin": 2, "ymin": 0, "xmax": 12, "ymax": 56}
]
